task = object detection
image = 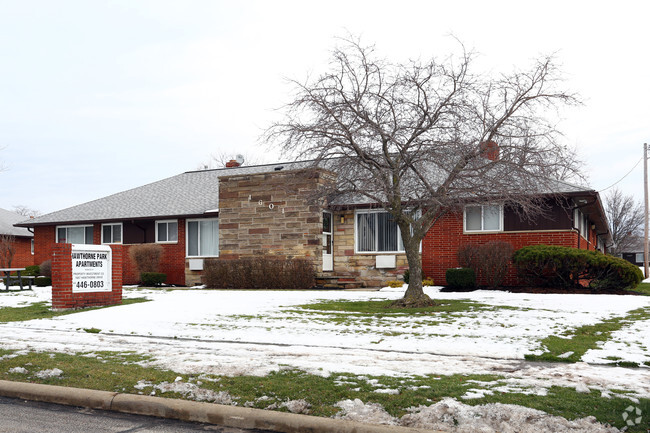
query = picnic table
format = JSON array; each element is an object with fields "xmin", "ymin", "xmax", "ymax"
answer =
[{"xmin": 0, "ymin": 268, "xmax": 34, "ymax": 290}]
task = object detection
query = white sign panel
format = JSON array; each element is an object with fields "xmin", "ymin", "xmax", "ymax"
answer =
[{"xmin": 71, "ymin": 244, "xmax": 112, "ymax": 293}]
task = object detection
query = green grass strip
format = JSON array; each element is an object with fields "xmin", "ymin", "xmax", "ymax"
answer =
[
  {"xmin": 632, "ymin": 282, "xmax": 650, "ymax": 296},
  {"xmin": 526, "ymin": 306, "xmax": 650, "ymax": 364},
  {"xmin": 0, "ymin": 298, "xmax": 149, "ymax": 323},
  {"xmin": 0, "ymin": 349, "xmax": 648, "ymax": 432},
  {"xmin": 293, "ymin": 299, "xmax": 489, "ymax": 315}
]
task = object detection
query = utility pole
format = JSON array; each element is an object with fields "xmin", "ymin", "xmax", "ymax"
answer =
[{"xmin": 643, "ymin": 143, "xmax": 649, "ymax": 278}]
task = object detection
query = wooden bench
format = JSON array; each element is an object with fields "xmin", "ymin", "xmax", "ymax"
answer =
[{"xmin": 0, "ymin": 268, "xmax": 34, "ymax": 290}]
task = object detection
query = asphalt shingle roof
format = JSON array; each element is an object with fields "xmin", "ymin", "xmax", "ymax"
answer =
[
  {"xmin": 18, "ymin": 161, "xmax": 313, "ymax": 226},
  {"xmin": 0, "ymin": 208, "xmax": 34, "ymax": 237},
  {"xmin": 17, "ymin": 158, "xmax": 595, "ymax": 227}
]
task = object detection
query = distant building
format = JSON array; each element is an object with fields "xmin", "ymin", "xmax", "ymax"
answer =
[{"xmin": 0, "ymin": 208, "xmax": 35, "ymax": 268}]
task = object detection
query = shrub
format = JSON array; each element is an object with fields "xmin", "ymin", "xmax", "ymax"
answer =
[
  {"xmin": 129, "ymin": 244, "xmax": 163, "ymax": 274},
  {"xmin": 403, "ymin": 269, "xmax": 410, "ymax": 284},
  {"xmin": 457, "ymin": 245, "xmax": 480, "ymax": 272},
  {"xmin": 35, "ymin": 276, "xmax": 51, "ymax": 287},
  {"xmin": 39, "ymin": 260, "xmax": 52, "ymax": 277},
  {"xmin": 23, "ymin": 265, "xmax": 40, "ymax": 276},
  {"xmin": 445, "ymin": 268, "xmax": 476, "ymax": 290},
  {"xmin": 386, "ymin": 280, "xmax": 404, "ymax": 288},
  {"xmin": 513, "ymin": 245, "xmax": 643, "ymax": 290},
  {"xmin": 140, "ymin": 272, "xmax": 167, "ymax": 287},
  {"xmin": 458, "ymin": 241, "xmax": 514, "ymax": 287},
  {"xmin": 204, "ymin": 256, "xmax": 315, "ymax": 290},
  {"xmin": 422, "ymin": 278, "xmax": 434, "ymax": 286}
]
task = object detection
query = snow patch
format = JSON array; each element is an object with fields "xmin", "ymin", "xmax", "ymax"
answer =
[
  {"xmin": 134, "ymin": 380, "xmax": 234, "ymax": 404},
  {"xmin": 34, "ymin": 368, "xmax": 63, "ymax": 379},
  {"xmin": 281, "ymin": 399, "xmax": 311, "ymax": 414},
  {"xmin": 8, "ymin": 367, "xmax": 28, "ymax": 374},
  {"xmin": 400, "ymin": 398, "xmax": 620, "ymax": 433},
  {"xmin": 334, "ymin": 399, "xmax": 397, "ymax": 425}
]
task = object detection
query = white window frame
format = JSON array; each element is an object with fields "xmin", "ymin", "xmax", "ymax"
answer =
[
  {"xmin": 574, "ymin": 209, "xmax": 589, "ymax": 239},
  {"xmin": 186, "ymin": 218, "xmax": 219, "ymax": 258},
  {"xmin": 56, "ymin": 225, "xmax": 94, "ymax": 244},
  {"xmin": 155, "ymin": 220, "xmax": 178, "ymax": 244},
  {"xmin": 463, "ymin": 204, "xmax": 504, "ymax": 233},
  {"xmin": 354, "ymin": 209, "xmax": 405, "ymax": 254},
  {"xmin": 101, "ymin": 223, "xmax": 123, "ymax": 244}
]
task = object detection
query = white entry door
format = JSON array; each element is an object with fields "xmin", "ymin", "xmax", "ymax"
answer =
[{"xmin": 322, "ymin": 211, "xmax": 333, "ymax": 272}]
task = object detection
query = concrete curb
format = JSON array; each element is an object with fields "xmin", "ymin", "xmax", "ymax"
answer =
[{"xmin": 0, "ymin": 380, "xmax": 442, "ymax": 433}]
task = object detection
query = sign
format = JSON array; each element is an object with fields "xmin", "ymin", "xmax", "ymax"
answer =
[{"xmin": 71, "ymin": 244, "xmax": 112, "ymax": 293}]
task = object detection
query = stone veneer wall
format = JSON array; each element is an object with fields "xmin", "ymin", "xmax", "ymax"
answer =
[
  {"xmin": 331, "ymin": 210, "xmax": 409, "ymax": 287},
  {"xmin": 216, "ymin": 168, "xmax": 332, "ymax": 271}
]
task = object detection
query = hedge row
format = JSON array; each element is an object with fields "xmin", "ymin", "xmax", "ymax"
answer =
[
  {"xmin": 204, "ymin": 256, "xmax": 315, "ymax": 290},
  {"xmin": 512, "ymin": 245, "xmax": 643, "ymax": 290}
]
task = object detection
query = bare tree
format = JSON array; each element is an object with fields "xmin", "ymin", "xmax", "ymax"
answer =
[
  {"xmin": 266, "ymin": 37, "xmax": 580, "ymax": 307},
  {"xmin": 12, "ymin": 205, "xmax": 41, "ymax": 218},
  {"xmin": 605, "ymin": 187, "xmax": 643, "ymax": 256},
  {"xmin": 0, "ymin": 234, "xmax": 16, "ymax": 268}
]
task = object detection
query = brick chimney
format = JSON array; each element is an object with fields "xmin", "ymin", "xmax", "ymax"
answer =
[
  {"xmin": 480, "ymin": 140, "xmax": 499, "ymax": 161},
  {"xmin": 225, "ymin": 159, "xmax": 241, "ymax": 168}
]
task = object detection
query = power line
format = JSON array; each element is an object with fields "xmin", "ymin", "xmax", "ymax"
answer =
[{"xmin": 598, "ymin": 156, "xmax": 643, "ymax": 193}]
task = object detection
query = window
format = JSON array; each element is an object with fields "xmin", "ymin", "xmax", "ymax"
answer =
[
  {"xmin": 187, "ymin": 218, "xmax": 219, "ymax": 257},
  {"xmin": 356, "ymin": 210, "xmax": 404, "ymax": 253},
  {"xmin": 464, "ymin": 205, "xmax": 503, "ymax": 232},
  {"xmin": 31, "ymin": 239, "xmax": 34, "ymax": 255},
  {"xmin": 636, "ymin": 253, "xmax": 644, "ymax": 263},
  {"xmin": 574, "ymin": 209, "xmax": 589, "ymax": 239},
  {"xmin": 156, "ymin": 220, "xmax": 178, "ymax": 243},
  {"xmin": 102, "ymin": 223, "xmax": 122, "ymax": 244},
  {"xmin": 56, "ymin": 225, "xmax": 93, "ymax": 244}
]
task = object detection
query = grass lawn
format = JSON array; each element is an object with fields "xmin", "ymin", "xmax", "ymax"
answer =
[
  {"xmin": 1, "ymin": 349, "xmax": 648, "ymax": 432},
  {"xmin": 1, "ymin": 289, "xmax": 649, "ymax": 431},
  {"xmin": 0, "ymin": 298, "xmax": 149, "ymax": 323},
  {"xmin": 632, "ymin": 282, "xmax": 650, "ymax": 296}
]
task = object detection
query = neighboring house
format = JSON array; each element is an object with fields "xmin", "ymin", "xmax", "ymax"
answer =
[
  {"xmin": 0, "ymin": 208, "xmax": 35, "ymax": 268},
  {"xmin": 620, "ymin": 237, "xmax": 646, "ymax": 266},
  {"xmin": 16, "ymin": 160, "xmax": 611, "ymax": 287}
]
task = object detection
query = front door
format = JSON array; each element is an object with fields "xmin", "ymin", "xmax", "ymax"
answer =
[{"xmin": 322, "ymin": 211, "xmax": 333, "ymax": 272}]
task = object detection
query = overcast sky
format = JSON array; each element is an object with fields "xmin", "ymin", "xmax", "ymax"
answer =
[{"xmin": 1, "ymin": 0, "xmax": 648, "ymax": 215}]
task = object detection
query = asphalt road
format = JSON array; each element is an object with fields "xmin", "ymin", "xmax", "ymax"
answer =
[{"xmin": 0, "ymin": 396, "xmax": 275, "ymax": 433}]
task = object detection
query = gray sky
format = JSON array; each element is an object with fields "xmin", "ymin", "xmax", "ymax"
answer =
[{"xmin": 1, "ymin": 0, "xmax": 648, "ymax": 214}]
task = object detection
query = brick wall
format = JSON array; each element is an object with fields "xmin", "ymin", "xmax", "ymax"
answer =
[
  {"xmin": 33, "ymin": 225, "xmax": 55, "ymax": 266},
  {"xmin": 5, "ymin": 236, "xmax": 34, "ymax": 268},
  {"xmin": 34, "ymin": 223, "xmax": 187, "ymax": 286},
  {"xmin": 51, "ymin": 243, "xmax": 123, "ymax": 310},
  {"xmin": 123, "ymin": 222, "xmax": 187, "ymax": 286},
  {"xmin": 422, "ymin": 210, "xmax": 583, "ymax": 286}
]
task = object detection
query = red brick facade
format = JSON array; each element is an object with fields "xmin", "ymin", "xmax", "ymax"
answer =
[
  {"xmin": 121, "ymin": 220, "xmax": 187, "ymax": 285},
  {"xmin": 7, "ymin": 236, "xmax": 34, "ymax": 268},
  {"xmin": 34, "ymin": 222, "xmax": 187, "ymax": 286},
  {"xmin": 51, "ymin": 243, "xmax": 123, "ymax": 310},
  {"xmin": 422, "ymin": 209, "xmax": 601, "ymax": 286}
]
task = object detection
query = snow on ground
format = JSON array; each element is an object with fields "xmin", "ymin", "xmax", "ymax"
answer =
[
  {"xmin": 337, "ymin": 397, "xmax": 621, "ymax": 433},
  {"xmin": 1, "ymin": 285, "xmax": 650, "ymax": 401}
]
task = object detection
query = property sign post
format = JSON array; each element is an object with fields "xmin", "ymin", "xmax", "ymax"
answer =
[{"xmin": 52, "ymin": 243, "xmax": 122, "ymax": 310}]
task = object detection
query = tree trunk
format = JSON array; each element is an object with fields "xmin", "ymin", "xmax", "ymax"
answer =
[{"xmin": 390, "ymin": 229, "xmax": 436, "ymax": 308}]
